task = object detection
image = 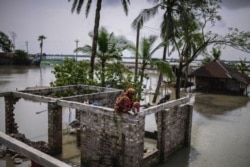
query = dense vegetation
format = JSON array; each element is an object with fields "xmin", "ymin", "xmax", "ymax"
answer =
[{"xmin": 62, "ymin": 0, "xmax": 250, "ymax": 101}]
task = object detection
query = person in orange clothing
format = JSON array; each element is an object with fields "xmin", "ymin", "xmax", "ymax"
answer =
[{"xmin": 114, "ymin": 88, "xmax": 140, "ymax": 115}]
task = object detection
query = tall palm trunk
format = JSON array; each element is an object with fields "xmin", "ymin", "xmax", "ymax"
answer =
[
  {"xmin": 40, "ymin": 40, "xmax": 43, "ymax": 55},
  {"xmin": 138, "ymin": 62, "xmax": 146, "ymax": 100},
  {"xmin": 101, "ymin": 59, "xmax": 105, "ymax": 86},
  {"xmin": 152, "ymin": 73, "xmax": 163, "ymax": 103},
  {"xmin": 175, "ymin": 62, "xmax": 183, "ymax": 99},
  {"xmin": 152, "ymin": 45, "xmax": 167, "ymax": 103},
  {"xmin": 134, "ymin": 24, "xmax": 140, "ymax": 83},
  {"xmin": 90, "ymin": 0, "xmax": 102, "ymax": 79},
  {"xmin": 153, "ymin": 3, "xmax": 174, "ymax": 102}
]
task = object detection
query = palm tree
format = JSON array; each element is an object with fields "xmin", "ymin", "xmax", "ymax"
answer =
[
  {"xmin": 201, "ymin": 56, "xmax": 213, "ymax": 65},
  {"xmin": 38, "ymin": 35, "xmax": 46, "ymax": 55},
  {"xmin": 202, "ymin": 48, "xmax": 221, "ymax": 65},
  {"xmin": 75, "ymin": 27, "xmax": 131, "ymax": 86},
  {"xmin": 129, "ymin": 35, "xmax": 173, "ymax": 100},
  {"xmin": 212, "ymin": 48, "xmax": 221, "ymax": 60},
  {"xmin": 131, "ymin": 20, "xmax": 142, "ymax": 83},
  {"xmin": 132, "ymin": 0, "xmax": 180, "ymax": 102},
  {"xmin": 169, "ymin": 0, "xmax": 224, "ymax": 99},
  {"xmin": 235, "ymin": 58, "xmax": 250, "ymax": 74},
  {"xmin": 228, "ymin": 58, "xmax": 250, "ymax": 89},
  {"xmin": 68, "ymin": 0, "xmax": 130, "ymax": 79},
  {"xmin": 133, "ymin": 0, "xmax": 223, "ymax": 100}
]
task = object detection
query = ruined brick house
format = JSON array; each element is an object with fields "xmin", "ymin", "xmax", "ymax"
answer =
[{"xmin": 0, "ymin": 85, "xmax": 192, "ymax": 167}]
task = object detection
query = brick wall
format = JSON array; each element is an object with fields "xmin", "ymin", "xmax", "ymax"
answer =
[
  {"xmin": 80, "ymin": 103, "xmax": 192, "ymax": 167},
  {"xmin": 2, "ymin": 86, "xmax": 192, "ymax": 167}
]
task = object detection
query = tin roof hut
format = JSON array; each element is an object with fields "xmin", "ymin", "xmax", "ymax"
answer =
[{"xmin": 189, "ymin": 60, "xmax": 250, "ymax": 95}]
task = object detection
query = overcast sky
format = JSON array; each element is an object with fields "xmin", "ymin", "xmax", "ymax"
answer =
[{"xmin": 0, "ymin": 0, "xmax": 250, "ymax": 61}]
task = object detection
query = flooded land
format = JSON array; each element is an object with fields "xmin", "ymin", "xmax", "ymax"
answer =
[{"xmin": 0, "ymin": 66, "xmax": 250, "ymax": 167}]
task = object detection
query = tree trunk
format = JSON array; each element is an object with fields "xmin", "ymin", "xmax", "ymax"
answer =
[
  {"xmin": 175, "ymin": 73, "xmax": 181, "ymax": 99},
  {"xmin": 138, "ymin": 64, "xmax": 146, "ymax": 100},
  {"xmin": 101, "ymin": 60, "xmax": 105, "ymax": 87},
  {"xmin": 134, "ymin": 23, "xmax": 140, "ymax": 83},
  {"xmin": 40, "ymin": 41, "xmax": 43, "ymax": 55},
  {"xmin": 152, "ymin": 73, "xmax": 163, "ymax": 103},
  {"xmin": 152, "ymin": 45, "xmax": 167, "ymax": 103},
  {"xmin": 175, "ymin": 62, "xmax": 183, "ymax": 99},
  {"xmin": 90, "ymin": 0, "xmax": 102, "ymax": 79}
]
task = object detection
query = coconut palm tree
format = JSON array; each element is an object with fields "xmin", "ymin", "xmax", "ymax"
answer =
[
  {"xmin": 202, "ymin": 48, "xmax": 221, "ymax": 65},
  {"xmin": 230, "ymin": 58, "xmax": 250, "ymax": 74},
  {"xmin": 38, "ymin": 35, "xmax": 46, "ymax": 55},
  {"xmin": 129, "ymin": 35, "xmax": 173, "ymax": 100},
  {"xmin": 131, "ymin": 20, "xmax": 142, "ymax": 83},
  {"xmin": 212, "ymin": 48, "xmax": 221, "ymax": 60},
  {"xmin": 132, "ymin": 0, "xmax": 181, "ymax": 102},
  {"xmin": 237, "ymin": 58, "xmax": 250, "ymax": 74},
  {"xmin": 133, "ymin": 0, "xmax": 224, "ymax": 100},
  {"xmin": 68, "ymin": 0, "xmax": 130, "ymax": 79},
  {"xmin": 75, "ymin": 27, "xmax": 131, "ymax": 86}
]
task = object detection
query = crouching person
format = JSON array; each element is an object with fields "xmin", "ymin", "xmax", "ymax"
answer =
[{"xmin": 114, "ymin": 88, "xmax": 140, "ymax": 115}]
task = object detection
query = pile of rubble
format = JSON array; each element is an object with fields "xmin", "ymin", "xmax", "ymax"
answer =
[{"xmin": 0, "ymin": 133, "xmax": 48, "ymax": 164}]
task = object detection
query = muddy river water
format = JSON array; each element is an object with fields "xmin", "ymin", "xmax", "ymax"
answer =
[{"xmin": 0, "ymin": 66, "xmax": 250, "ymax": 167}]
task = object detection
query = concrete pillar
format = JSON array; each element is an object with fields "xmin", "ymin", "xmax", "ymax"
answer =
[
  {"xmin": 48, "ymin": 101, "xmax": 62, "ymax": 155},
  {"xmin": 75, "ymin": 109, "xmax": 81, "ymax": 147},
  {"xmin": 75, "ymin": 109, "xmax": 81, "ymax": 120},
  {"xmin": 156, "ymin": 104, "xmax": 193, "ymax": 162},
  {"xmin": 80, "ymin": 111, "xmax": 145, "ymax": 167},
  {"xmin": 122, "ymin": 117, "xmax": 145, "ymax": 167},
  {"xmin": 156, "ymin": 110, "xmax": 166, "ymax": 163},
  {"xmin": 184, "ymin": 105, "xmax": 193, "ymax": 146},
  {"xmin": 4, "ymin": 95, "xmax": 19, "ymax": 134}
]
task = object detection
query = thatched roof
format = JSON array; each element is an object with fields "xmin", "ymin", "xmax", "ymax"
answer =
[{"xmin": 189, "ymin": 60, "xmax": 250, "ymax": 85}]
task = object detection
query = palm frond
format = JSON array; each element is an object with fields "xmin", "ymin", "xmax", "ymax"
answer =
[
  {"xmin": 152, "ymin": 59, "xmax": 174, "ymax": 80},
  {"xmin": 150, "ymin": 41, "xmax": 166, "ymax": 55},
  {"xmin": 75, "ymin": 45, "xmax": 92, "ymax": 54},
  {"xmin": 69, "ymin": 0, "xmax": 77, "ymax": 13},
  {"xmin": 121, "ymin": 0, "xmax": 130, "ymax": 16},
  {"xmin": 131, "ymin": 4, "xmax": 161, "ymax": 29},
  {"xmin": 85, "ymin": 0, "xmax": 92, "ymax": 17}
]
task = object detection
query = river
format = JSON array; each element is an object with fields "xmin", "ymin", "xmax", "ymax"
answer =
[{"xmin": 0, "ymin": 65, "xmax": 250, "ymax": 167}]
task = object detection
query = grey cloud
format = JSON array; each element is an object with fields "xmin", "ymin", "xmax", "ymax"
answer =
[
  {"xmin": 102, "ymin": 0, "xmax": 132, "ymax": 7},
  {"xmin": 103, "ymin": 0, "xmax": 120, "ymax": 6},
  {"xmin": 221, "ymin": 0, "xmax": 250, "ymax": 9}
]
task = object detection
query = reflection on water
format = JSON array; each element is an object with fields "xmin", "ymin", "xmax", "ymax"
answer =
[
  {"xmin": 14, "ymin": 100, "xmax": 48, "ymax": 141},
  {"xmin": 160, "ymin": 93, "xmax": 250, "ymax": 167},
  {"xmin": 0, "ymin": 66, "xmax": 54, "ymax": 91},
  {"xmin": 0, "ymin": 157, "xmax": 30, "ymax": 167},
  {"xmin": 0, "ymin": 66, "xmax": 250, "ymax": 167},
  {"xmin": 194, "ymin": 94, "xmax": 249, "ymax": 115},
  {"xmin": 55, "ymin": 133, "xmax": 81, "ymax": 165}
]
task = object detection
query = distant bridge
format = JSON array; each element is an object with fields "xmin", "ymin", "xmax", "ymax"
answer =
[
  {"xmin": 39, "ymin": 54, "xmax": 250, "ymax": 64},
  {"xmin": 1, "ymin": 52, "xmax": 249, "ymax": 66}
]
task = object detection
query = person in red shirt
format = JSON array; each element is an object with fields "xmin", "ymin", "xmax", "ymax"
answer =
[{"xmin": 114, "ymin": 88, "xmax": 140, "ymax": 115}]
